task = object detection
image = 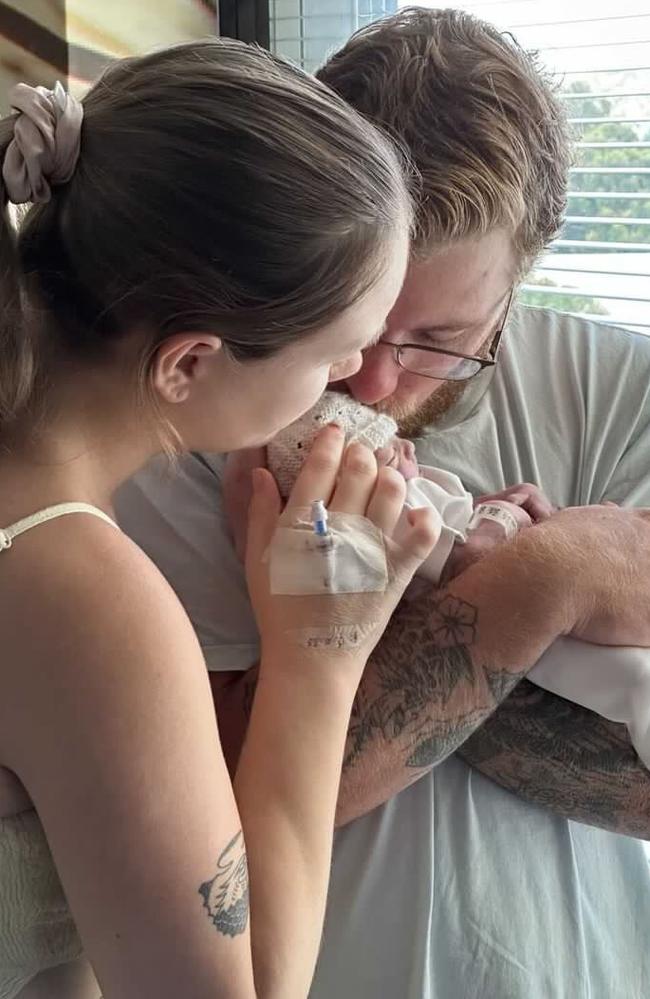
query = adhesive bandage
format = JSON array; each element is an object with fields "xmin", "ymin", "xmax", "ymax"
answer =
[{"xmin": 268, "ymin": 507, "xmax": 388, "ymax": 595}]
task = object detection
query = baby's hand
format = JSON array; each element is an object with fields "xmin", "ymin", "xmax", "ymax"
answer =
[
  {"xmin": 471, "ymin": 499, "xmax": 533, "ymax": 535},
  {"xmin": 441, "ymin": 499, "xmax": 532, "ymax": 584},
  {"xmin": 375, "ymin": 437, "xmax": 419, "ymax": 481},
  {"xmin": 475, "ymin": 482, "xmax": 555, "ymax": 523}
]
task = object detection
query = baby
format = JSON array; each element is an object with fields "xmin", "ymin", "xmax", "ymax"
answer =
[
  {"xmin": 268, "ymin": 390, "xmax": 542, "ymax": 588},
  {"xmin": 268, "ymin": 390, "xmax": 650, "ymax": 770}
]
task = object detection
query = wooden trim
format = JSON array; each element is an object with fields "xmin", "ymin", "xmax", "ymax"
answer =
[{"xmin": 0, "ymin": 1, "xmax": 110, "ymax": 82}]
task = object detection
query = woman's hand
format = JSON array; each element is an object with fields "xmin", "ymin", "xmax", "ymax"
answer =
[{"xmin": 245, "ymin": 424, "xmax": 440, "ymax": 680}]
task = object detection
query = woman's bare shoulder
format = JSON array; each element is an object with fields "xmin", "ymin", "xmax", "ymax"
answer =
[
  {"xmin": 0, "ymin": 513, "xmax": 203, "ymax": 754},
  {"xmin": 0, "ymin": 512, "xmax": 175, "ymax": 635}
]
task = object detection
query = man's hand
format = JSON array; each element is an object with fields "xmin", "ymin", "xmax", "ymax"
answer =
[{"xmin": 535, "ymin": 505, "xmax": 650, "ymax": 646}]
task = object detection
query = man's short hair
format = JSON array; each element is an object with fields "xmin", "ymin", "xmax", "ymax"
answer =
[{"xmin": 317, "ymin": 7, "xmax": 572, "ymax": 272}]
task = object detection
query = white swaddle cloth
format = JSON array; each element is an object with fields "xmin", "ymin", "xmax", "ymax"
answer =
[{"xmin": 529, "ymin": 639, "xmax": 650, "ymax": 768}]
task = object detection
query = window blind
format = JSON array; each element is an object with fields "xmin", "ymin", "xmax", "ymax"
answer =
[
  {"xmin": 270, "ymin": 0, "xmax": 650, "ymax": 334},
  {"xmin": 270, "ymin": 1, "xmax": 397, "ymax": 74}
]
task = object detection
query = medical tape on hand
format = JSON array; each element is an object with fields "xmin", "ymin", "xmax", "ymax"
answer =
[
  {"xmin": 467, "ymin": 502, "xmax": 519, "ymax": 540},
  {"xmin": 268, "ymin": 507, "xmax": 388, "ymax": 595}
]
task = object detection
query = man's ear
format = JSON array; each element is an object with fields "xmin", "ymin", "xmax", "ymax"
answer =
[{"xmin": 151, "ymin": 334, "xmax": 222, "ymax": 404}]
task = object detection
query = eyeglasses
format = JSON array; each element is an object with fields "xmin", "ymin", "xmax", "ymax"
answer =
[{"xmin": 377, "ymin": 287, "xmax": 514, "ymax": 382}]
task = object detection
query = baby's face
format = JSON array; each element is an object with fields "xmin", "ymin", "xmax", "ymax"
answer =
[{"xmin": 375, "ymin": 436, "xmax": 419, "ymax": 481}]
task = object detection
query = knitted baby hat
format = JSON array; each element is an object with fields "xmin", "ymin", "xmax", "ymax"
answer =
[{"xmin": 268, "ymin": 390, "xmax": 398, "ymax": 498}]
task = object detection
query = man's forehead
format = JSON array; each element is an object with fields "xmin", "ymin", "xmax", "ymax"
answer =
[
  {"xmin": 388, "ymin": 231, "xmax": 516, "ymax": 331},
  {"xmin": 388, "ymin": 273, "xmax": 506, "ymax": 333}
]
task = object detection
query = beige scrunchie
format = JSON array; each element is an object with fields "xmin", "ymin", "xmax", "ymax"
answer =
[{"xmin": 2, "ymin": 80, "xmax": 83, "ymax": 204}]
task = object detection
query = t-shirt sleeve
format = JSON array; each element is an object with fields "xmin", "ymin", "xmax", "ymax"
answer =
[{"xmin": 114, "ymin": 453, "xmax": 260, "ymax": 672}]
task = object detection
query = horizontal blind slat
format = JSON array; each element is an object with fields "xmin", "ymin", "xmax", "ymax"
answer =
[{"xmin": 270, "ymin": 0, "xmax": 650, "ymax": 336}]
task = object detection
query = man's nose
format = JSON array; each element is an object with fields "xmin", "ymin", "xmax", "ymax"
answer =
[{"xmin": 344, "ymin": 344, "xmax": 401, "ymax": 406}]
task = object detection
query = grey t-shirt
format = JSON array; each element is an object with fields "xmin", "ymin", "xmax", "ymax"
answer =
[{"xmin": 116, "ymin": 306, "xmax": 650, "ymax": 999}]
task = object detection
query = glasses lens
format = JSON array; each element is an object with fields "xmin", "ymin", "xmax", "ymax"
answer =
[{"xmin": 398, "ymin": 347, "xmax": 482, "ymax": 381}]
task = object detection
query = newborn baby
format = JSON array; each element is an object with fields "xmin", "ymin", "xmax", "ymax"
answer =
[
  {"xmin": 267, "ymin": 390, "xmax": 650, "ymax": 770},
  {"xmin": 372, "ymin": 434, "xmax": 542, "ymax": 584},
  {"xmin": 267, "ymin": 390, "xmax": 540, "ymax": 587}
]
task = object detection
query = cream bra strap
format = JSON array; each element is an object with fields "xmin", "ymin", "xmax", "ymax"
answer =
[{"xmin": 0, "ymin": 503, "xmax": 119, "ymax": 551}]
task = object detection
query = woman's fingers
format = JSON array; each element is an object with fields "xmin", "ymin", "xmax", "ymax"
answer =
[
  {"xmin": 365, "ymin": 466, "xmax": 407, "ymax": 535},
  {"xmin": 398, "ymin": 507, "xmax": 441, "ymax": 562},
  {"xmin": 329, "ymin": 441, "xmax": 378, "ymax": 515},
  {"xmin": 284, "ymin": 424, "xmax": 345, "ymax": 511}
]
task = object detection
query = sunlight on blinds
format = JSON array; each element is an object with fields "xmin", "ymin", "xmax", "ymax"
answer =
[
  {"xmin": 414, "ymin": 0, "xmax": 650, "ymax": 333},
  {"xmin": 270, "ymin": 0, "xmax": 650, "ymax": 334}
]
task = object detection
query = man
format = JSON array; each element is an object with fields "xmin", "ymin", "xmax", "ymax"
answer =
[{"xmin": 117, "ymin": 9, "xmax": 650, "ymax": 997}]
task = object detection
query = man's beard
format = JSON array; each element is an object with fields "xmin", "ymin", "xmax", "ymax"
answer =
[
  {"xmin": 375, "ymin": 379, "xmax": 468, "ymax": 437},
  {"xmin": 374, "ymin": 329, "xmax": 497, "ymax": 436}
]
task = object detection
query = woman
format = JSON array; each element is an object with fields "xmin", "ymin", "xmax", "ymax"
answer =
[{"xmin": 0, "ymin": 39, "xmax": 438, "ymax": 999}]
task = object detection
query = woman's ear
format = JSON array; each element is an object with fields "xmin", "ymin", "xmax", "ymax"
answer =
[{"xmin": 151, "ymin": 334, "xmax": 222, "ymax": 404}]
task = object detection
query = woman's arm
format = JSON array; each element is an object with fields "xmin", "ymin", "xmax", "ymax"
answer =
[
  {"xmin": 0, "ymin": 528, "xmax": 363, "ymax": 998},
  {"xmin": 2, "ymin": 536, "xmax": 257, "ymax": 998},
  {"xmin": 2, "ymin": 429, "xmax": 437, "ymax": 998},
  {"xmin": 235, "ymin": 431, "xmax": 438, "ymax": 993}
]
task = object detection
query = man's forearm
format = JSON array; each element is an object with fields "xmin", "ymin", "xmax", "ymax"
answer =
[
  {"xmin": 216, "ymin": 538, "xmax": 567, "ymax": 821},
  {"xmin": 213, "ymin": 530, "xmax": 650, "ymax": 833},
  {"xmin": 458, "ymin": 678, "xmax": 650, "ymax": 839},
  {"xmin": 335, "ymin": 583, "xmax": 531, "ymax": 824},
  {"xmin": 213, "ymin": 626, "xmax": 650, "ymax": 837}
]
